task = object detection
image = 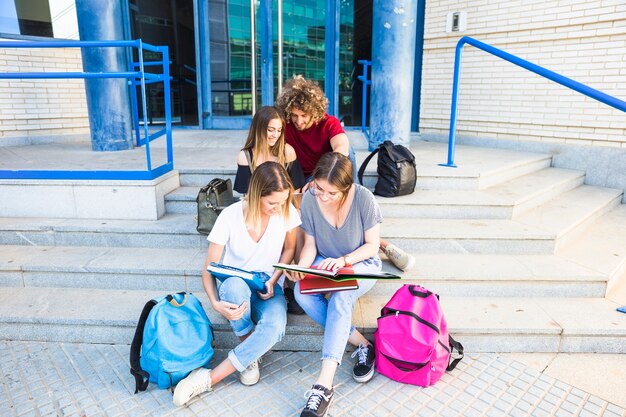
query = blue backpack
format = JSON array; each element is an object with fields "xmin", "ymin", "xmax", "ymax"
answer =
[{"xmin": 130, "ymin": 292, "xmax": 214, "ymax": 393}]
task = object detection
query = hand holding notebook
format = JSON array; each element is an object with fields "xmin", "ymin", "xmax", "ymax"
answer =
[
  {"xmin": 274, "ymin": 263, "xmax": 401, "ymax": 281},
  {"xmin": 207, "ymin": 262, "xmax": 268, "ymax": 293}
]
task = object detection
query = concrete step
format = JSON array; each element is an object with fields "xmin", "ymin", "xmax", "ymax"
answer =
[
  {"xmin": 1, "ymin": 187, "xmax": 619, "ymax": 252},
  {"xmin": 0, "ymin": 213, "xmax": 207, "ymax": 249},
  {"xmin": 556, "ymin": 204, "xmax": 626, "ymax": 304},
  {"xmin": 383, "ymin": 185, "xmax": 623, "ymax": 253},
  {"xmin": 0, "ymin": 246, "xmax": 608, "ymax": 298},
  {"xmin": 360, "ymin": 294, "xmax": 626, "ymax": 353},
  {"xmin": 167, "ymin": 167, "xmax": 584, "ymax": 219},
  {"xmin": 177, "ymin": 140, "xmax": 553, "ymax": 190},
  {"xmin": 515, "ymin": 185, "xmax": 623, "ymax": 251},
  {"xmin": 0, "ymin": 214, "xmax": 570, "ymax": 252},
  {"xmin": 1, "ymin": 287, "xmax": 624, "ymax": 353},
  {"xmin": 376, "ymin": 253, "xmax": 607, "ymax": 297}
]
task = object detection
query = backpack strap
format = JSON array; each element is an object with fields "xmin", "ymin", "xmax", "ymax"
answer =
[
  {"xmin": 357, "ymin": 147, "xmax": 380, "ymax": 185},
  {"xmin": 130, "ymin": 299, "xmax": 158, "ymax": 394},
  {"xmin": 446, "ymin": 335, "xmax": 464, "ymax": 372}
]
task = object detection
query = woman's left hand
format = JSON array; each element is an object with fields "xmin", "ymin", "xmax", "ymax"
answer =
[
  {"xmin": 258, "ymin": 281, "xmax": 275, "ymax": 300},
  {"xmin": 318, "ymin": 257, "xmax": 346, "ymax": 271}
]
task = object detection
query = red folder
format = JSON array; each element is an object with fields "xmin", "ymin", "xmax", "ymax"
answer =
[{"xmin": 299, "ymin": 275, "xmax": 359, "ymax": 294}]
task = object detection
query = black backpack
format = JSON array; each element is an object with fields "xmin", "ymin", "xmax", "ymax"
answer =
[{"xmin": 358, "ymin": 140, "xmax": 417, "ymax": 197}]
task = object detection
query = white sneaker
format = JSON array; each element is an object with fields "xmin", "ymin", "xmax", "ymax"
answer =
[
  {"xmin": 382, "ymin": 244, "xmax": 415, "ymax": 271},
  {"xmin": 172, "ymin": 368, "xmax": 212, "ymax": 407},
  {"xmin": 239, "ymin": 359, "xmax": 260, "ymax": 386}
]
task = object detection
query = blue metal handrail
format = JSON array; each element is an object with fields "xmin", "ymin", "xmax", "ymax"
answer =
[
  {"xmin": 357, "ymin": 60, "xmax": 371, "ymax": 140},
  {"xmin": 441, "ymin": 36, "xmax": 626, "ymax": 168},
  {"xmin": 0, "ymin": 39, "xmax": 173, "ymax": 180}
]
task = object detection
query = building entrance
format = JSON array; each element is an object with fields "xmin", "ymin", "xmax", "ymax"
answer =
[
  {"xmin": 203, "ymin": 0, "xmax": 371, "ymax": 128},
  {"xmin": 129, "ymin": 0, "xmax": 198, "ymax": 126},
  {"xmin": 127, "ymin": 0, "xmax": 373, "ymax": 129}
]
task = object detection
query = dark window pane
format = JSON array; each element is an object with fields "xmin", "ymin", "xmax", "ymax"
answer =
[{"xmin": 129, "ymin": 0, "xmax": 198, "ymax": 126}]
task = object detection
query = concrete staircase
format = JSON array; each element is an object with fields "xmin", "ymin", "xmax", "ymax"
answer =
[{"xmin": 1, "ymin": 140, "xmax": 625, "ymax": 353}]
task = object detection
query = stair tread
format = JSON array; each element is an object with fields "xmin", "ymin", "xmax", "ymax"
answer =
[
  {"xmin": 358, "ymin": 294, "xmax": 626, "ymax": 336},
  {"xmin": 171, "ymin": 140, "xmax": 553, "ymax": 178},
  {"xmin": 2, "ymin": 287, "xmax": 624, "ymax": 338},
  {"xmin": 516, "ymin": 185, "xmax": 623, "ymax": 236},
  {"xmin": 0, "ymin": 213, "xmax": 197, "ymax": 234},
  {"xmin": 0, "ymin": 214, "xmax": 559, "ymax": 240},
  {"xmin": 0, "ymin": 287, "xmax": 315, "ymax": 331},
  {"xmin": 0, "ymin": 245, "xmax": 606, "ymax": 283},
  {"xmin": 385, "ymin": 185, "xmax": 622, "ymax": 239},
  {"xmin": 167, "ymin": 167, "xmax": 584, "ymax": 207},
  {"xmin": 382, "ymin": 253, "xmax": 605, "ymax": 281},
  {"xmin": 558, "ymin": 204, "xmax": 626, "ymax": 278}
]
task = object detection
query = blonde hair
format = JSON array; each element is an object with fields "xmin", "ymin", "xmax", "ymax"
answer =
[
  {"xmin": 311, "ymin": 152, "xmax": 354, "ymax": 208},
  {"xmin": 242, "ymin": 106, "xmax": 287, "ymax": 169},
  {"xmin": 275, "ymin": 75, "xmax": 328, "ymax": 125},
  {"xmin": 245, "ymin": 161, "xmax": 293, "ymax": 226}
]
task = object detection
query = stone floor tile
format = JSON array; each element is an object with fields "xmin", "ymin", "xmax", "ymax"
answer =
[{"xmin": 0, "ymin": 342, "xmax": 625, "ymax": 416}]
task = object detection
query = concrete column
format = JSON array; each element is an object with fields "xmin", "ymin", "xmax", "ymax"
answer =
[
  {"xmin": 369, "ymin": 0, "xmax": 418, "ymax": 150},
  {"xmin": 76, "ymin": 0, "xmax": 133, "ymax": 151}
]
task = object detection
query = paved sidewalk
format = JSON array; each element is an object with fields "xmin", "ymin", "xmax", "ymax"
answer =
[{"xmin": 1, "ymin": 341, "xmax": 624, "ymax": 417}]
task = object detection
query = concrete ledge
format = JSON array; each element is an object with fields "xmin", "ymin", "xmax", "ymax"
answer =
[{"xmin": 0, "ymin": 171, "xmax": 180, "ymax": 220}]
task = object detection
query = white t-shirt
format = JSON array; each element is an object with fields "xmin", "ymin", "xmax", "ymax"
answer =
[{"xmin": 208, "ymin": 200, "xmax": 301, "ymax": 286}]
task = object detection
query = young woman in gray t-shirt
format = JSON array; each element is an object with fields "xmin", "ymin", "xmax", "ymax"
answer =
[{"xmin": 288, "ymin": 152, "xmax": 382, "ymax": 417}]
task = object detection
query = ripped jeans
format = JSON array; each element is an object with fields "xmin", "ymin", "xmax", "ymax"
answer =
[{"xmin": 218, "ymin": 277, "xmax": 287, "ymax": 371}]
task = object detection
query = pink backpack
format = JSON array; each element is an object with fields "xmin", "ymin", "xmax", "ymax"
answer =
[{"xmin": 374, "ymin": 284, "xmax": 463, "ymax": 386}]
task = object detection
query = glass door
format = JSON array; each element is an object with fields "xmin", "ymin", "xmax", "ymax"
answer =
[
  {"xmin": 202, "ymin": 0, "xmax": 362, "ymax": 129},
  {"xmin": 129, "ymin": 0, "xmax": 199, "ymax": 126}
]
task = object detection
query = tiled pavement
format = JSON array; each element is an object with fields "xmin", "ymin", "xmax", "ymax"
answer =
[{"xmin": 1, "ymin": 341, "xmax": 625, "ymax": 417}]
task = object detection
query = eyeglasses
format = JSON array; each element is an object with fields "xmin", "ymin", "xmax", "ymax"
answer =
[{"xmin": 308, "ymin": 182, "xmax": 341, "ymax": 199}]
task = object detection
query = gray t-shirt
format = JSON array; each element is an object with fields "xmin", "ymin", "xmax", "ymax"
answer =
[{"xmin": 300, "ymin": 184, "xmax": 383, "ymax": 259}]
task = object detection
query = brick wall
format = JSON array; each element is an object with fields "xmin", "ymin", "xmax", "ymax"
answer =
[
  {"xmin": 0, "ymin": 39, "xmax": 90, "ymax": 141},
  {"xmin": 420, "ymin": 0, "xmax": 626, "ymax": 148}
]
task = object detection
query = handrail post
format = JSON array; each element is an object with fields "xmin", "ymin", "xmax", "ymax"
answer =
[
  {"xmin": 137, "ymin": 39, "xmax": 152, "ymax": 172},
  {"xmin": 439, "ymin": 38, "xmax": 466, "ymax": 168},
  {"xmin": 161, "ymin": 45, "xmax": 174, "ymax": 168},
  {"xmin": 357, "ymin": 59, "xmax": 371, "ymax": 140}
]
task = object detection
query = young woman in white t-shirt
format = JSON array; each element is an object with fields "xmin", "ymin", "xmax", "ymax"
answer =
[{"xmin": 173, "ymin": 162, "xmax": 301, "ymax": 407}]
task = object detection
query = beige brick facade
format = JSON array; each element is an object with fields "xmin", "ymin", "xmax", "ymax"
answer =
[
  {"xmin": 0, "ymin": 40, "xmax": 89, "ymax": 140},
  {"xmin": 420, "ymin": 0, "xmax": 626, "ymax": 148}
]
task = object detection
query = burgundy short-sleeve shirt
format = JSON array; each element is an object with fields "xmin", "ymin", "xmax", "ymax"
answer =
[{"xmin": 285, "ymin": 114, "xmax": 345, "ymax": 177}]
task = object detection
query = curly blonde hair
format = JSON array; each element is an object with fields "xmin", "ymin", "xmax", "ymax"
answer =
[{"xmin": 275, "ymin": 75, "xmax": 328, "ymax": 125}]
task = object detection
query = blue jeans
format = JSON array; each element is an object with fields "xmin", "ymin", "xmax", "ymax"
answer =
[
  {"xmin": 218, "ymin": 277, "xmax": 287, "ymax": 372},
  {"xmin": 293, "ymin": 255, "xmax": 380, "ymax": 365}
]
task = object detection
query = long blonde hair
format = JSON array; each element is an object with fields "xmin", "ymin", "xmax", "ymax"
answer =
[
  {"xmin": 242, "ymin": 106, "xmax": 287, "ymax": 170},
  {"xmin": 245, "ymin": 161, "xmax": 293, "ymax": 226}
]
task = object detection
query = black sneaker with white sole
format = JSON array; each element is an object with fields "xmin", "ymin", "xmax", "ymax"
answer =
[
  {"xmin": 351, "ymin": 341, "xmax": 375, "ymax": 383},
  {"xmin": 300, "ymin": 384, "xmax": 334, "ymax": 417}
]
